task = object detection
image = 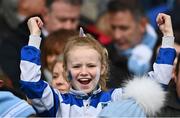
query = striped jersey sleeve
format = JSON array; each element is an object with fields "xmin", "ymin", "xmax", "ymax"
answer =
[
  {"xmin": 111, "ymin": 36, "xmax": 176, "ymax": 101},
  {"xmin": 148, "ymin": 36, "xmax": 176, "ymax": 85},
  {"xmin": 20, "ymin": 35, "xmax": 60, "ymax": 117}
]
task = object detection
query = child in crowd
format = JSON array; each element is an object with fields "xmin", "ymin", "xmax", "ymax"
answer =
[
  {"xmin": 51, "ymin": 55, "xmax": 70, "ymax": 93},
  {"xmin": 20, "ymin": 13, "xmax": 175, "ymax": 117}
]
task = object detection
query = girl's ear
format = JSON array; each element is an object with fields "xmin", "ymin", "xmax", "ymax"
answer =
[{"xmin": 100, "ymin": 64, "xmax": 106, "ymax": 75}]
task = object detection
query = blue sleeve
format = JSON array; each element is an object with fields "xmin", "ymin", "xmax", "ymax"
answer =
[
  {"xmin": 20, "ymin": 45, "xmax": 60, "ymax": 117},
  {"xmin": 148, "ymin": 47, "xmax": 176, "ymax": 85}
]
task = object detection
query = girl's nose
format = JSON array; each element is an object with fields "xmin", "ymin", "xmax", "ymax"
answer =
[{"xmin": 80, "ymin": 66, "xmax": 88, "ymax": 75}]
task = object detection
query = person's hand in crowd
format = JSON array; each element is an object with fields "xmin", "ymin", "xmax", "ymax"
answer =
[
  {"xmin": 27, "ymin": 17, "xmax": 43, "ymax": 36},
  {"xmin": 156, "ymin": 13, "xmax": 174, "ymax": 37}
]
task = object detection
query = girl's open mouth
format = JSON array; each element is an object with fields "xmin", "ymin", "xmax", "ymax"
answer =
[{"xmin": 78, "ymin": 78, "xmax": 92, "ymax": 85}]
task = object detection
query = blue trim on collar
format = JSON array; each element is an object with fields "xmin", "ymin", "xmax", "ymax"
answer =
[{"xmin": 61, "ymin": 88, "xmax": 115, "ymax": 108}]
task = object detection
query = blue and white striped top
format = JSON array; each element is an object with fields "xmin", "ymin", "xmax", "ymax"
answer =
[{"xmin": 20, "ymin": 35, "xmax": 176, "ymax": 117}]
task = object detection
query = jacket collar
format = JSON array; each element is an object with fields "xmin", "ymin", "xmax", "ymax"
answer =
[{"xmin": 69, "ymin": 86, "xmax": 102, "ymax": 99}]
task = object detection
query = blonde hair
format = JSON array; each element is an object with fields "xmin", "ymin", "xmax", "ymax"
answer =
[{"xmin": 63, "ymin": 34, "xmax": 109, "ymax": 91}]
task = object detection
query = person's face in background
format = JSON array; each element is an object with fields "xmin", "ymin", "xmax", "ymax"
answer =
[
  {"xmin": 52, "ymin": 61, "xmax": 70, "ymax": 93},
  {"xmin": 43, "ymin": 1, "xmax": 81, "ymax": 33},
  {"xmin": 109, "ymin": 10, "xmax": 146, "ymax": 50},
  {"xmin": 18, "ymin": 0, "xmax": 46, "ymax": 16}
]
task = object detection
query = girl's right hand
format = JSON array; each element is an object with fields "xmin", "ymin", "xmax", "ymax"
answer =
[{"xmin": 27, "ymin": 17, "xmax": 43, "ymax": 36}]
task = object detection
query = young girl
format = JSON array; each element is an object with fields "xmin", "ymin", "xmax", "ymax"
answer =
[{"xmin": 20, "ymin": 13, "xmax": 176, "ymax": 117}]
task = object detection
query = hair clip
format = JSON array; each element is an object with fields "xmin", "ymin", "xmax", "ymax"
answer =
[{"xmin": 79, "ymin": 27, "xmax": 86, "ymax": 37}]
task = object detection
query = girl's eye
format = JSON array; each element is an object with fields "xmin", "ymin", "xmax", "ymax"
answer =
[
  {"xmin": 52, "ymin": 74, "xmax": 58, "ymax": 79},
  {"xmin": 88, "ymin": 64, "xmax": 96, "ymax": 68},
  {"xmin": 72, "ymin": 65, "xmax": 81, "ymax": 68}
]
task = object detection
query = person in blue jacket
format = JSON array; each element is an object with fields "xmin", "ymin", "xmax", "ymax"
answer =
[{"xmin": 20, "ymin": 13, "xmax": 176, "ymax": 117}]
